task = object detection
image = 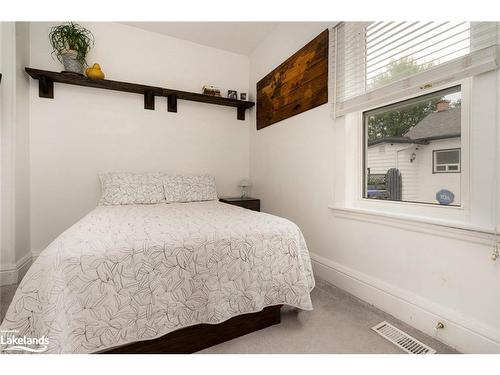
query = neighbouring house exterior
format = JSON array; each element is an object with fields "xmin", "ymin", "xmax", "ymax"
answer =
[{"xmin": 366, "ymin": 100, "xmax": 461, "ymax": 205}]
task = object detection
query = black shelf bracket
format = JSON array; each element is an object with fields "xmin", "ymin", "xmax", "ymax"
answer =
[
  {"xmin": 167, "ymin": 94, "xmax": 177, "ymax": 113},
  {"xmin": 39, "ymin": 75, "xmax": 54, "ymax": 99},
  {"xmin": 144, "ymin": 90, "xmax": 155, "ymax": 110},
  {"xmin": 237, "ymin": 106, "xmax": 246, "ymax": 121}
]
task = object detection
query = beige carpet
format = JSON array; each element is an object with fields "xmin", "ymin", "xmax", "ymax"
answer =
[{"xmin": 0, "ymin": 278, "xmax": 458, "ymax": 354}]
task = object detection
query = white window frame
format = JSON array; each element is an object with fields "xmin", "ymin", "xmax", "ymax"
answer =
[
  {"xmin": 433, "ymin": 148, "xmax": 461, "ymax": 173},
  {"xmin": 338, "ymin": 78, "xmax": 471, "ymax": 223}
]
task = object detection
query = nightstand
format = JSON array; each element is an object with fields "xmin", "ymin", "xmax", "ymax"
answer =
[{"xmin": 219, "ymin": 197, "xmax": 260, "ymax": 212}]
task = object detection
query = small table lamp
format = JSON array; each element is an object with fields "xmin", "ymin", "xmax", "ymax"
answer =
[{"xmin": 239, "ymin": 179, "xmax": 250, "ymax": 198}]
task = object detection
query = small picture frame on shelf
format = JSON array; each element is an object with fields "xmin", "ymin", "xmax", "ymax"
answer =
[
  {"xmin": 202, "ymin": 85, "xmax": 221, "ymax": 97},
  {"xmin": 227, "ymin": 90, "xmax": 238, "ymax": 99},
  {"xmin": 240, "ymin": 93, "xmax": 247, "ymax": 101}
]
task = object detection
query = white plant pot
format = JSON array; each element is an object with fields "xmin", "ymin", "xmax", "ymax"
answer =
[{"xmin": 62, "ymin": 50, "xmax": 83, "ymax": 75}]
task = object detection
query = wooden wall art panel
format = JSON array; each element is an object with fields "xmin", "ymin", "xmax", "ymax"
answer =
[{"xmin": 256, "ymin": 29, "xmax": 329, "ymax": 130}]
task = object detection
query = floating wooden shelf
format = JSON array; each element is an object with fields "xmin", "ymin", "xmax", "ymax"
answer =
[{"xmin": 25, "ymin": 67, "xmax": 254, "ymax": 120}]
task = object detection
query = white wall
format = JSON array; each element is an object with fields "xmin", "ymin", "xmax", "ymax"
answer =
[
  {"xmin": 0, "ymin": 23, "xmax": 15, "ymax": 279},
  {"xmin": 0, "ymin": 22, "xmax": 31, "ymax": 286},
  {"xmin": 29, "ymin": 22, "xmax": 250, "ymax": 252},
  {"xmin": 249, "ymin": 23, "xmax": 500, "ymax": 353},
  {"xmin": 14, "ymin": 23, "xmax": 30, "ymax": 265}
]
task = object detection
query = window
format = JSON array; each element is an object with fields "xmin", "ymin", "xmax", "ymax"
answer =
[
  {"xmin": 363, "ymin": 86, "xmax": 462, "ymax": 206},
  {"xmin": 365, "ymin": 22, "xmax": 472, "ymax": 89},
  {"xmin": 433, "ymin": 149, "xmax": 461, "ymax": 173},
  {"xmin": 333, "ymin": 22, "xmax": 497, "ymax": 116}
]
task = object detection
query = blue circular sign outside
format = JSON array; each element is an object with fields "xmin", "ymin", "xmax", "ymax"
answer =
[{"xmin": 436, "ymin": 189, "xmax": 455, "ymax": 205}]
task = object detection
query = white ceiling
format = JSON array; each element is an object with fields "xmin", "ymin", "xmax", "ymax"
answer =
[{"xmin": 121, "ymin": 22, "xmax": 279, "ymax": 55}]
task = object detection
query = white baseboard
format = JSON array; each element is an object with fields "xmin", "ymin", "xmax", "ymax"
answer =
[
  {"xmin": 0, "ymin": 252, "xmax": 33, "ymax": 287},
  {"xmin": 311, "ymin": 252, "xmax": 500, "ymax": 354},
  {"xmin": 0, "ymin": 250, "xmax": 43, "ymax": 286},
  {"xmin": 0, "ymin": 268, "xmax": 18, "ymax": 287}
]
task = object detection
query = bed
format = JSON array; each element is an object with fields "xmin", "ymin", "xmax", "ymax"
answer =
[{"xmin": 0, "ymin": 195, "xmax": 314, "ymax": 353}]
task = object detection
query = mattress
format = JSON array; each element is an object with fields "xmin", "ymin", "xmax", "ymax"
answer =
[{"xmin": 0, "ymin": 201, "xmax": 314, "ymax": 353}]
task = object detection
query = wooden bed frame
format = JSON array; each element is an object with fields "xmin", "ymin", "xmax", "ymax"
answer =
[{"xmin": 103, "ymin": 305, "xmax": 282, "ymax": 354}]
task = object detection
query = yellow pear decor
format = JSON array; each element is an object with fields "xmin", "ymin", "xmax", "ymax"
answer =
[{"xmin": 85, "ymin": 63, "xmax": 105, "ymax": 80}]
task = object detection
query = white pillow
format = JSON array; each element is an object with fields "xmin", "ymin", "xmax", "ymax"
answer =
[
  {"xmin": 163, "ymin": 175, "xmax": 218, "ymax": 203},
  {"xmin": 99, "ymin": 172, "xmax": 165, "ymax": 205}
]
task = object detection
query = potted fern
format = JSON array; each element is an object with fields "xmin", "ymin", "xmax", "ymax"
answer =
[{"xmin": 49, "ymin": 22, "xmax": 94, "ymax": 75}]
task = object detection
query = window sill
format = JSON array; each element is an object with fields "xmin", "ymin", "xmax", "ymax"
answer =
[
  {"xmin": 328, "ymin": 205, "xmax": 495, "ymax": 245},
  {"xmin": 359, "ymin": 197, "xmax": 464, "ymax": 210}
]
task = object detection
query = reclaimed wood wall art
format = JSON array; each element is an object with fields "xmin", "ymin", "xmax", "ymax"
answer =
[{"xmin": 256, "ymin": 29, "xmax": 329, "ymax": 130}]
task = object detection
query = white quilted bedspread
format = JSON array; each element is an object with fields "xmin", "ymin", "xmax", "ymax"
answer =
[{"xmin": 0, "ymin": 201, "xmax": 314, "ymax": 353}]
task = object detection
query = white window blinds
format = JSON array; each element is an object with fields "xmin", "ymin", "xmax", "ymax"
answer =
[{"xmin": 334, "ymin": 22, "xmax": 499, "ymax": 116}]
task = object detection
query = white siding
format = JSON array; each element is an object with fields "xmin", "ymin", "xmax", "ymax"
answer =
[
  {"xmin": 367, "ymin": 143, "xmax": 419, "ymax": 201},
  {"xmin": 396, "ymin": 146, "xmax": 419, "ymax": 202},
  {"xmin": 367, "ymin": 144, "xmax": 398, "ymax": 174},
  {"xmin": 416, "ymin": 138, "xmax": 461, "ymax": 205},
  {"xmin": 367, "ymin": 138, "xmax": 461, "ymax": 204}
]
